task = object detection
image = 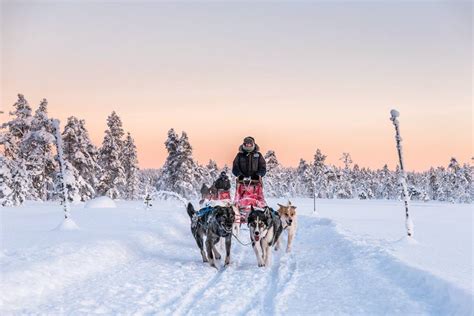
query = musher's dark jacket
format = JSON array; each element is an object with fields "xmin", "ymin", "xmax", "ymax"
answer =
[
  {"xmin": 232, "ymin": 144, "xmax": 266, "ymax": 178},
  {"xmin": 214, "ymin": 176, "xmax": 231, "ymax": 191}
]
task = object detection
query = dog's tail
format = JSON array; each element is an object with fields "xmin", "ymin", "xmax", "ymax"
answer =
[{"xmin": 187, "ymin": 202, "xmax": 195, "ymax": 219}]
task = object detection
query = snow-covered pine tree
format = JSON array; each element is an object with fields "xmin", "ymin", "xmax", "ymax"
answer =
[
  {"xmin": 175, "ymin": 132, "xmax": 199, "ymax": 198},
  {"xmin": 312, "ymin": 149, "xmax": 329, "ymax": 198},
  {"xmin": 446, "ymin": 157, "xmax": 471, "ymax": 203},
  {"xmin": 264, "ymin": 150, "xmax": 283, "ymax": 197},
  {"xmin": 2, "ymin": 158, "xmax": 29, "ymax": 206},
  {"xmin": 97, "ymin": 111, "xmax": 126, "ymax": 199},
  {"xmin": 206, "ymin": 160, "xmax": 219, "ymax": 184},
  {"xmin": 139, "ymin": 168, "xmax": 160, "ymax": 197},
  {"xmin": 123, "ymin": 132, "xmax": 140, "ymax": 200},
  {"xmin": 295, "ymin": 158, "xmax": 312, "ymax": 197},
  {"xmin": 461, "ymin": 163, "xmax": 473, "ymax": 203},
  {"xmin": 62, "ymin": 116, "xmax": 100, "ymax": 200},
  {"xmin": 280, "ymin": 167, "xmax": 297, "ymax": 198},
  {"xmin": 0, "ymin": 94, "xmax": 34, "ymax": 205},
  {"xmin": 21, "ymin": 99, "xmax": 57, "ymax": 200},
  {"xmin": 0, "ymin": 155, "xmax": 13, "ymax": 206},
  {"xmin": 53, "ymin": 159, "xmax": 93, "ymax": 203},
  {"xmin": 334, "ymin": 153, "xmax": 353, "ymax": 199},
  {"xmin": 157, "ymin": 128, "xmax": 180, "ymax": 193},
  {"xmin": 377, "ymin": 164, "xmax": 396, "ymax": 199},
  {"xmin": 356, "ymin": 167, "xmax": 375, "ymax": 200},
  {"xmin": 0, "ymin": 94, "xmax": 33, "ymax": 160},
  {"xmin": 158, "ymin": 129, "xmax": 199, "ymax": 198}
]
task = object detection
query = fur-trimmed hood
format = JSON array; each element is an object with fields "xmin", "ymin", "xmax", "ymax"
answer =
[{"xmin": 239, "ymin": 143, "xmax": 260, "ymax": 153}]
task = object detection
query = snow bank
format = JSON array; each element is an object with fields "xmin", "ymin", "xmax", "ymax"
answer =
[
  {"xmin": 84, "ymin": 196, "xmax": 117, "ymax": 209},
  {"xmin": 52, "ymin": 217, "xmax": 80, "ymax": 231}
]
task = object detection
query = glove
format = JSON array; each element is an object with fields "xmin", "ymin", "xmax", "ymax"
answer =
[
  {"xmin": 238, "ymin": 175, "xmax": 244, "ymax": 181},
  {"xmin": 251, "ymin": 175, "xmax": 261, "ymax": 181}
]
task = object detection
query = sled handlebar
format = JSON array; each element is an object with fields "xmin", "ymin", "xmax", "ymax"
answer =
[{"xmin": 236, "ymin": 178, "xmax": 261, "ymax": 184}]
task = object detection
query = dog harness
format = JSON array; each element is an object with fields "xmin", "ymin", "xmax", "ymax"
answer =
[{"xmin": 196, "ymin": 206, "xmax": 214, "ymax": 218}]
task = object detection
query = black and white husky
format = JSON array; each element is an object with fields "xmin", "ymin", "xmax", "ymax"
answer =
[
  {"xmin": 187, "ymin": 203, "xmax": 235, "ymax": 269},
  {"xmin": 247, "ymin": 206, "xmax": 283, "ymax": 267}
]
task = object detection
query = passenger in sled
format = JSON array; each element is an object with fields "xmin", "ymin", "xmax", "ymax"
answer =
[{"xmin": 212, "ymin": 171, "xmax": 231, "ymax": 201}]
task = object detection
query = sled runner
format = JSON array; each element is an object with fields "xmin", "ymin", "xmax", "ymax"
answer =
[{"xmin": 234, "ymin": 178, "xmax": 266, "ymax": 224}]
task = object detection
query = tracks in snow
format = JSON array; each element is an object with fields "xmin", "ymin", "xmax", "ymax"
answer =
[{"xmin": 6, "ymin": 209, "xmax": 472, "ymax": 315}]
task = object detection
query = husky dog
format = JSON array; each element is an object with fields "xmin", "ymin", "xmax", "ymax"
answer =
[
  {"xmin": 275, "ymin": 201, "xmax": 297, "ymax": 253},
  {"xmin": 199, "ymin": 184, "xmax": 217, "ymax": 206},
  {"xmin": 187, "ymin": 203, "xmax": 235, "ymax": 269},
  {"xmin": 247, "ymin": 206, "xmax": 283, "ymax": 267}
]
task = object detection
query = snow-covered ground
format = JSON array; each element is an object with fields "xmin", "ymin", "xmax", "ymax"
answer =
[{"xmin": 1, "ymin": 198, "xmax": 472, "ymax": 315}]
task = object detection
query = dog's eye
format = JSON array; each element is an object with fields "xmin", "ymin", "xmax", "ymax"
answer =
[{"xmin": 258, "ymin": 223, "xmax": 264, "ymax": 227}]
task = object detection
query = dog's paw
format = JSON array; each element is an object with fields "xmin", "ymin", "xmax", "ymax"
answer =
[
  {"xmin": 286, "ymin": 247, "xmax": 292, "ymax": 253},
  {"xmin": 224, "ymin": 258, "xmax": 230, "ymax": 266},
  {"xmin": 214, "ymin": 253, "xmax": 221, "ymax": 260},
  {"xmin": 258, "ymin": 263, "xmax": 265, "ymax": 267}
]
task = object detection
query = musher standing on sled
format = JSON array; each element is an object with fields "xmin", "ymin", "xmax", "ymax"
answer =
[
  {"xmin": 232, "ymin": 136, "xmax": 266, "ymax": 181},
  {"xmin": 232, "ymin": 137, "xmax": 267, "ymax": 219}
]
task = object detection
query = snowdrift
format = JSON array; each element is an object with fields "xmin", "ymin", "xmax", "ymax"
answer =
[
  {"xmin": 0, "ymin": 199, "xmax": 472, "ymax": 314},
  {"xmin": 84, "ymin": 196, "xmax": 117, "ymax": 209}
]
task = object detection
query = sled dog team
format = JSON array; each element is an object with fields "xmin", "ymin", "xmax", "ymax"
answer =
[
  {"xmin": 186, "ymin": 201, "xmax": 298, "ymax": 269},
  {"xmin": 186, "ymin": 135, "xmax": 297, "ymax": 268}
]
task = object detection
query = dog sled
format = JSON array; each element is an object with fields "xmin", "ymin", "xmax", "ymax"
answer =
[{"xmin": 234, "ymin": 178, "xmax": 266, "ymax": 224}]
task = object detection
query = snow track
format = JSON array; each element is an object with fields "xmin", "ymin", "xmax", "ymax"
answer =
[{"xmin": 1, "ymin": 201, "xmax": 472, "ymax": 315}]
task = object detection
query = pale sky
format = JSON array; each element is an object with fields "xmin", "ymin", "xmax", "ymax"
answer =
[{"xmin": 1, "ymin": 1, "xmax": 472, "ymax": 171}]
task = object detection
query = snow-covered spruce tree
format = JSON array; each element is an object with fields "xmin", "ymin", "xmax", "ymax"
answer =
[
  {"xmin": 280, "ymin": 167, "xmax": 298, "ymax": 198},
  {"xmin": 97, "ymin": 111, "xmax": 126, "ymax": 199},
  {"xmin": 357, "ymin": 168, "xmax": 375, "ymax": 200},
  {"xmin": 460, "ymin": 163, "xmax": 473, "ymax": 203},
  {"xmin": 0, "ymin": 94, "xmax": 34, "ymax": 205},
  {"xmin": 0, "ymin": 155, "xmax": 13, "ymax": 206},
  {"xmin": 445, "ymin": 158, "xmax": 471, "ymax": 203},
  {"xmin": 53, "ymin": 160, "xmax": 93, "ymax": 203},
  {"xmin": 334, "ymin": 153, "xmax": 353, "ymax": 199},
  {"xmin": 0, "ymin": 94, "xmax": 33, "ymax": 160},
  {"xmin": 139, "ymin": 168, "xmax": 160, "ymax": 197},
  {"xmin": 176, "ymin": 132, "xmax": 199, "ymax": 198},
  {"xmin": 123, "ymin": 132, "xmax": 140, "ymax": 200},
  {"xmin": 62, "ymin": 116, "xmax": 100, "ymax": 200},
  {"xmin": 264, "ymin": 150, "xmax": 283, "ymax": 197},
  {"xmin": 312, "ymin": 149, "xmax": 329, "ymax": 198},
  {"xmin": 157, "ymin": 128, "xmax": 179, "ymax": 192},
  {"xmin": 21, "ymin": 99, "xmax": 57, "ymax": 200},
  {"xmin": 295, "ymin": 159, "xmax": 312, "ymax": 197},
  {"xmin": 324, "ymin": 165, "xmax": 338, "ymax": 199},
  {"xmin": 158, "ymin": 129, "xmax": 199, "ymax": 198},
  {"xmin": 2, "ymin": 158, "xmax": 29, "ymax": 206},
  {"xmin": 376, "ymin": 165, "xmax": 396, "ymax": 200},
  {"xmin": 206, "ymin": 159, "xmax": 220, "ymax": 184}
]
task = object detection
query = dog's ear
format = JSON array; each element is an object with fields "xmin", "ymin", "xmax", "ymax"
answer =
[
  {"xmin": 250, "ymin": 205, "xmax": 255, "ymax": 212},
  {"xmin": 277, "ymin": 203, "xmax": 284, "ymax": 208},
  {"xmin": 264, "ymin": 207, "xmax": 271, "ymax": 216},
  {"xmin": 288, "ymin": 200, "xmax": 292, "ymax": 206},
  {"xmin": 186, "ymin": 203, "xmax": 195, "ymax": 218}
]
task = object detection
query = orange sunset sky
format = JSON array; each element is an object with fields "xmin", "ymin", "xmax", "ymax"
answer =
[{"xmin": 1, "ymin": 1, "xmax": 472, "ymax": 171}]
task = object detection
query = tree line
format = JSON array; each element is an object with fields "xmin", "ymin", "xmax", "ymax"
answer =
[
  {"xmin": 1, "ymin": 94, "xmax": 472, "ymax": 206},
  {"xmin": 0, "ymin": 94, "xmax": 139, "ymax": 206}
]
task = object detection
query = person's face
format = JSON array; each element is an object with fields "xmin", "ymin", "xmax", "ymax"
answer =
[{"xmin": 244, "ymin": 141, "xmax": 254, "ymax": 149}]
